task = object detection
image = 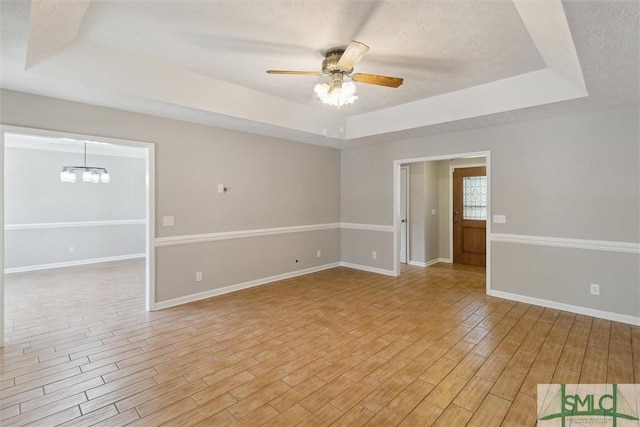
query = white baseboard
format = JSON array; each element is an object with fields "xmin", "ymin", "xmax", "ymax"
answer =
[
  {"xmin": 339, "ymin": 262, "xmax": 396, "ymax": 277},
  {"xmin": 438, "ymin": 258, "xmax": 452, "ymax": 263},
  {"xmin": 4, "ymin": 253, "xmax": 146, "ymax": 274},
  {"xmin": 488, "ymin": 289, "xmax": 640, "ymax": 326},
  {"xmin": 408, "ymin": 260, "xmax": 427, "ymax": 267},
  {"xmin": 408, "ymin": 259, "xmax": 448, "ymax": 268},
  {"xmin": 155, "ymin": 262, "xmax": 341, "ymax": 310}
]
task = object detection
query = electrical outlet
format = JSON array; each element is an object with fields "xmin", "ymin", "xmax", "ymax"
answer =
[
  {"xmin": 317, "ymin": 250, "xmax": 321, "ymax": 258},
  {"xmin": 372, "ymin": 251, "xmax": 377, "ymax": 259},
  {"xmin": 590, "ymin": 283, "xmax": 600, "ymax": 296},
  {"xmin": 69, "ymin": 246, "xmax": 75, "ymax": 253},
  {"xmin": 196, "ymin": 271, "xmax": 203, "ymax": 282},
  {"xmin": 163, "ymin": 216, "xmax": 174, "ymax": 227}
]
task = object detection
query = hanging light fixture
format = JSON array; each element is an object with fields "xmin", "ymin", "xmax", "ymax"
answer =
[
  {"xmin": 314, "ymin": 73, "xmax": 358, "ymax": 108},
  {"xmin": 60, "ymin": 142, "xmax": 110, "ymax": 183}
]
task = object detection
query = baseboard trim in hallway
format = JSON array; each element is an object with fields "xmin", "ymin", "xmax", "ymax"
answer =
[{"xmin": 3, "ymin": 253, "xmax": 146, "ymax": 274}]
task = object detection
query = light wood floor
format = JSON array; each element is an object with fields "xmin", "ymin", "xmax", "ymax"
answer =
[{"xmin": 1, "ymin": 260, "xmax": 638, "ymax": 426}]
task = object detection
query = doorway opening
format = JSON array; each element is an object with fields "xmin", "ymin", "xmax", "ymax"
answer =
[
  {"xmin": 394, "ymin": 151, "xmax": 491, "ymax": 292},
  {"xmin": 1, "ymin": 126, "xmax": 156, "ymax": 345}
]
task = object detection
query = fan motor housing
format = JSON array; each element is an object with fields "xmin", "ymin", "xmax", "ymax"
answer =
[{"xmin": 322, "ymin": 49, "xmax": 353, "ymax": 74}]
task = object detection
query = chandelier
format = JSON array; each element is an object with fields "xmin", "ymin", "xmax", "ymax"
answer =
[
  {"xmin": 60, "ymin": 142, "xmax": 110, "ymax": 183},
  {"xmin": 314, "ymin": 73, "xmax": 358, "ymax": 108}
]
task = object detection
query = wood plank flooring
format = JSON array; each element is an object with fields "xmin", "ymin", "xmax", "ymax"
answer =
[{"xmin": 2, "ymin": 260, "xmax": 638, "ymax": 426}]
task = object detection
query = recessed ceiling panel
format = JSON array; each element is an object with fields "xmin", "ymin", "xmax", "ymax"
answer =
[{"xmin": 78, "ymin": 1, "xmax": 546, "ymax": 114}]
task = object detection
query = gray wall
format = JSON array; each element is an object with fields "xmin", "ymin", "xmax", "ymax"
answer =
[
  {"xmin": 1, "ymin": 88, "xmax": 638, "ymax": 322},
  {"xmin": 408, "ymin": 163, "xmax": 426, "ymax": 263},
  {"xmin": 341, "ymin": 105, "xmax": 639, "ymax": 319},
  {"xmin": 4, "ymin": 147, "xmax": 146, "ymax": 269},
  {"xmin": 1, "ymin": 89, "xmax": 342, "ymax": 305},
  {"xmin": 406, "ymin": 162, "xmax": 439, "ymax": 265}
]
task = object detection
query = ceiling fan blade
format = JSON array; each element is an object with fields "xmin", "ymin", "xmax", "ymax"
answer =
[
  {"xmin": 337, "ymin": 41, "xmax": 370, "ymax": 69},
  {"xmin": 266, "ymin": 70, "xmax": 324, "ymax": 75},
  {"xmin": 351, "ymin": 73, "xmax": 404, "ymax": 88}
]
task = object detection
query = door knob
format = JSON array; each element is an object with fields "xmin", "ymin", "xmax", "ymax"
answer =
[{"xmin": 401, "ymin": 219, "xmax": 406, "ymax": 223}]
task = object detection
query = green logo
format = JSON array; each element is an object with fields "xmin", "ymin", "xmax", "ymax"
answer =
[{"xmin": 538, "ymin": 384, "xmax": 639, "ymax": 427}]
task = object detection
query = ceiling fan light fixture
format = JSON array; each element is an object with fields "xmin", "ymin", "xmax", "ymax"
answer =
[
  {"xmin": 266, "ymin": 40, "xmax": 403, "ymax": 108},
  {"xmin": 314, "ymin": 77, "xmax": 357, "ymax": 108}
]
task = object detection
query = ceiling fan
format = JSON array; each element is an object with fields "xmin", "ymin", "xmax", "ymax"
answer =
[{"xmin": 266, "ymin": 41, "xmax": 404, "ymax": 108}]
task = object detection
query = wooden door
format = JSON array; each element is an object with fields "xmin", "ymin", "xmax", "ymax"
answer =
[{"xmin": 453, "ymin": 166, "xmax": 487, "ymax": 266}]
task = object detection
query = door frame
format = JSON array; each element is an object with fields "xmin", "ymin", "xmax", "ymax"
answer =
[
  {"xmin": 393, "ymin": 151, "xmax": 491, "ymax": 294},
  {"xmin": 449, "ymin": 163, "xmax": 488, "ymax": 263},
  {"xmin": 1, "ymin": 125, "xmax": 157, "ymax": 346},
  {"xmin": 400, "ymin": 165, "xmax": 410, "ymax": 264}
]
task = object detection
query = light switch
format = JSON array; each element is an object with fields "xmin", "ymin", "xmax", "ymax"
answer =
[
  {"xmin": 163, "ymin": 216, "xmax": 174, "ymax": 226},
  {"xmin": 493, "ymin": 215, "xmax": 507, "ymax": 224},
  {"xmin": 431, "ymin": 209, "xmax": 437, "ymax": 216},
  {"xmin": 217, "ymin": 184, "xmax": 226, "ymax": 194}
]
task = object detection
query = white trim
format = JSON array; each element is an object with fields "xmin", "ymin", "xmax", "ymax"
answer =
[
  {"xmin": 393, "ymin": 163, "xmax": 401, "ymax": 276},
  {"xmin": 488, "ymin": 289, "xmax": 640, "ymax": 326},
  {"xmin": 408, "ymin": 259, "xmax": 441, "ymax": 267},
  {"xmin": 340, "ymin": 223, "xmax": 394, "ymax": 232},
  {"xmin": 4, "ymin": 253, "xmax": 146, "ymax": 274},
  {"xmin": 155, "ymin": 222, "xmax": 394, "ymax": 248},
  {"xmin": 491, "ymin": 233, "xmax": 640, "ymax": 254},
  {"xmin": 145, "ymin": 143, "xmax": 156, "ymax": 311},
  {"xmin": 154, "ymin": 262, "xmax": 340, "ymax": 310},
  {"xmin": 437, "ymin": 257, "xmax": 452, "ymax": 264},
  {"xmin": 5, "ymin": 219, "xmax": 146, "ymax": 230},
  {"xmin": 156, "ymin": 223, "xmax": 341, "ymax": 247},
  {"xmin": 339, "ymin": 262, "xmax": 396, "ymax": 277}
]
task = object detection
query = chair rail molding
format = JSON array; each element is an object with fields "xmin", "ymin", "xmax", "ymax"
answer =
[
  {"xmin": 491, "ymin": 233, "xmax": 640, "ymax": 254},
  {"xmin": 5, "ymin": 219, "xmax": 146, "ymax": 230}
]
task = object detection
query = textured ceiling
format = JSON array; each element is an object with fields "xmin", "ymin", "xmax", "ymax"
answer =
[
  {"xmin": 78, "ymin": 1, "xmax": 545, "ymax": 112},
  {"xmin": 1, "ymin": 0, "xmax": 638, "ymax": 148}
]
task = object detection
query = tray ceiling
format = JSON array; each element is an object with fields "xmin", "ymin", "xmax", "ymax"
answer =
[{"xmin": 1, "ymin": 1, "xmax": 638, "ymax": 148}]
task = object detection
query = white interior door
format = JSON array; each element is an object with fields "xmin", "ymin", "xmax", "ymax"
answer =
[{"xmin": 400, "ymin": 167, "xmax": 408, "ymax": 264}]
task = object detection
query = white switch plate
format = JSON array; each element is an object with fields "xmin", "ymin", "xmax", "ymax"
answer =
[
  {"xmin": 196, "ymin": 271, "xmax": 203, "ymax": 282},
  {"xmin": 590, "ymin": 283, "xmax": 600, "ymax": 295},
  {"xmin": 372, "ymin": 251, "xmax": 377, "ymax": 259},
  {"xmin": 317, "ymin": 250, "xmax": 321, "ymax": 258},
  {"xmin": 69, "ymin": 246, "xmax": 75, "ymax": 253},
  {"xmin": 162, "ymin": 216, "xmax": 174, "ymax": 227},
  {"xmin": 493, "ymin": 214, "xmax": 507, "ymax": 224},
  {"xmin": 431, "ymin": 209, "xmax": 437, "ymax": 215},
  {"xmin": 217, "ymin": 184, "xmax": 225, "ymax": 194}
]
